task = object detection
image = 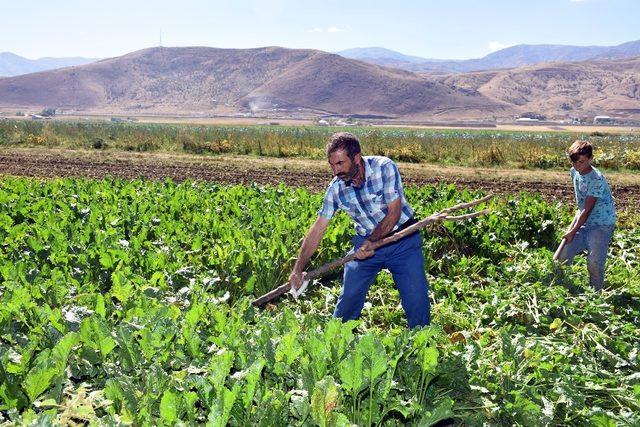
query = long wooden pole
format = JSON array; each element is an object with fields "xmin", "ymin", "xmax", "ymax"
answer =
[
  {"xmin": 553, "ymin": 213, "xmax": 579, "ymax": 262},
  {"xmin": 252, "ymin": 194, "xmax": 493, "ymax": 307}
]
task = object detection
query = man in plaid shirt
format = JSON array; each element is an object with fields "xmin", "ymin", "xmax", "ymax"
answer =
[{"xmin": 289, "ymin": 132, "xmax": 430, "ymax": 328}]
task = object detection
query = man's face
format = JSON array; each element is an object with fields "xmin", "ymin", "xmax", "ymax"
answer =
[
  {"xmin": 570, "ymin": 154, "xmax": 593, "ymax": 175},
  {"xmin": 328, "ymin": 150, "xmax": 360, "ymax": 183}
]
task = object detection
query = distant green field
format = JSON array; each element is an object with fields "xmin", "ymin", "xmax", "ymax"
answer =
[{"xmin": 2, "ymin": 119, "xmax": 640, "ymax": 170}]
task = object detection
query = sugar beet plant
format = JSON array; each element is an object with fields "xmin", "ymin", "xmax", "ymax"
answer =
[{"xmin": 0, "ymin": 177, "xmax": 638, "ymax": 425}]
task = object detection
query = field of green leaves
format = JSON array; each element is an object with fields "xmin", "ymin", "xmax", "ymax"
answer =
[
  {"xmin": 0, "ymin": 177, "xmax": 638, "ymax": 425},
  {"xmin": 2, "ymin": 120, "xmax": 640, "ymax": 170},
  {"xmin": 0, "ymin": 178, "xmax": 640, "ymax": 426}
]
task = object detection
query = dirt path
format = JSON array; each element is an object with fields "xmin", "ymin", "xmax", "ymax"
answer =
[{"xmin": 1, "ymin": 148, "xmax": 639, "ymax": 209}]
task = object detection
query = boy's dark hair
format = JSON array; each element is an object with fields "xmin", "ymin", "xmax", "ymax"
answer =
[
  {"xmin": 327, "ymin": 132, "xmax": 361, "ymax": 160},
  {"xmin": 567, "ymin": 140, "xmax": 593, "ymax": 162}
]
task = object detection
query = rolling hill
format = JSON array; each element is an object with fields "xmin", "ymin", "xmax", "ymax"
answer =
[
  {"xmin": 436, "ymin": 56, "xmax": 640, "ymax": 118},
  {"xmin": 0, "ymin": 46, "xmax": 639, "ymax": 120},
  {"xmin": 0, "ymin": 46, "xmax": 511, "ymax": 119}
]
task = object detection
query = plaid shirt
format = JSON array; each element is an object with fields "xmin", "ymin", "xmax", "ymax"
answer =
[{"xmin": 319, "ymin": 156, "xmax": 414, "ymax": 237}]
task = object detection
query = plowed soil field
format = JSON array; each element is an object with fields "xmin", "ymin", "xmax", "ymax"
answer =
[{"xmin": 2, "ymin": 148, "xmax": 639, "ymax": 209}]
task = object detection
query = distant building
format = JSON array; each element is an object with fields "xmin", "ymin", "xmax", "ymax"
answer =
[
  {"xmin": 593, "ymin": 116, "xmax": 615, "ymax": 125},
  {"xmin": 317, "ymin": 119, "xmax": 329, "ymax": 126},
  {"xmin": 516, "ymin": 117, "xmax": 539, "ymax": 122}
]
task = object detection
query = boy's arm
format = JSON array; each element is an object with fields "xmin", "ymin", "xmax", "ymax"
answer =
[
  {"xmin": 563, "ymin": 196, "xmax": 597, "ymax": 242},
  {"xmin": 289, "ymin": 216, "xmax": 330, "ymax": 289}
]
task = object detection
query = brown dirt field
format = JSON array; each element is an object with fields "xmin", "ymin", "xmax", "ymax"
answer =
[{"xmin": 1, "ymin": 147, "xmax": 639, "ymax": 209}]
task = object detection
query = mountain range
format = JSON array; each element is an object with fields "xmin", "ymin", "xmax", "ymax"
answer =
[
  {"xmin": 337, "ymin": 40, "xmax": 640, "ymax": 73},
  {"xmin": 0, "ymin": 52, "xmax": 97, "ymax": 77},
  {"xmin": 0, "ymin": 45, "xmax": 639, "ymax": 121},
  {"xmin": 3, "ymin": 40, "xmax": 639, "ymax": 78},
  {"xmin": 0, "ymin": 47, "xmax": 512, "ymax": 119}
]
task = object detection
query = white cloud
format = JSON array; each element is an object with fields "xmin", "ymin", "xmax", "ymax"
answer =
[
  {"xmin": 308, "ymin": 28, "xmax": 323, "ymax": 33},
  {"xmin": 327, "ymin": 27, "xmax": 343, "ymax": 33},
  {"xmin": 570, "ymin": 0, "xmax": 586, "ymax": 2},
  {"xmin": 488, "ymin": 41, "xmax": 514, "ymax": 52}
]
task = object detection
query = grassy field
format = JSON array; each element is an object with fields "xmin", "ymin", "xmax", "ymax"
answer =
[
  {"xmin": 6, "ymin": 113, "xmax": 640, "ymax": 133},
  {"xmin": 2, "ymin": 119, "xmax": 640, "ymax": 171}
]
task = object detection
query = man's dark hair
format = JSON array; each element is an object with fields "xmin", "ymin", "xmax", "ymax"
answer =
[
  {"xmin": 327, "ymin": 132, "xmax": 361, "ymax": 160},
  {"xmin": 568, "ymin": 140, "xmax": 593, "ymax": 162}
]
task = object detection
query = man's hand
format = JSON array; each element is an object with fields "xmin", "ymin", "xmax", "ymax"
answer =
[
  {"xmin": 289, "ymin": 216, "xmax": 330, "ymax": 290},
  {"xmin": 355, "ymin": 240, "xmax": 375, "ymax": 260},
  {"xmin": 289, "ymin": 270, "xmax": 307, "ymax": 290}
]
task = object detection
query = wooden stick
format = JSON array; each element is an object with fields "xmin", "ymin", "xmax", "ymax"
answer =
[
  {"xmin": 252, "ymin": 194, "xmax": 493, "ymax": 307},
  {"xmin": 553, "ymin": 213, "xmax": 579, "ymax": 262}
]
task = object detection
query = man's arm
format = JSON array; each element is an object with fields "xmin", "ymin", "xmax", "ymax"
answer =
[
  {"xmin": 289, "ymin": 216, "xmax": 330, "ymax": 289},
  {"xmin": 563, "ymin": 196, "xmax": 597, "ymax": 243},
  {"xmin": 355, "ymin": 198, "xmax": 402, "ymax": 260}
]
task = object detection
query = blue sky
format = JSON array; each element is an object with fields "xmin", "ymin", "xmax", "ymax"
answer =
[{"xmin": 2, "ymin": 0, "xmax": 639, "ymax": 60}]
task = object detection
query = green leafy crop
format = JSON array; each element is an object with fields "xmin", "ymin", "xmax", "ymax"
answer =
[{"xmin": 0, "ymin": 177, "xmax": 638, "ymax": 425}]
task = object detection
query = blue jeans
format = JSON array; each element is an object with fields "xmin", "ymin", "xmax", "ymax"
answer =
[
  {"xmin": 558, "ymin": 224, "xmax": 615, "ymax": 291},
  {"xmin": 334, "ymin": 232, "xmax": 430, "ymax": 328}
]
